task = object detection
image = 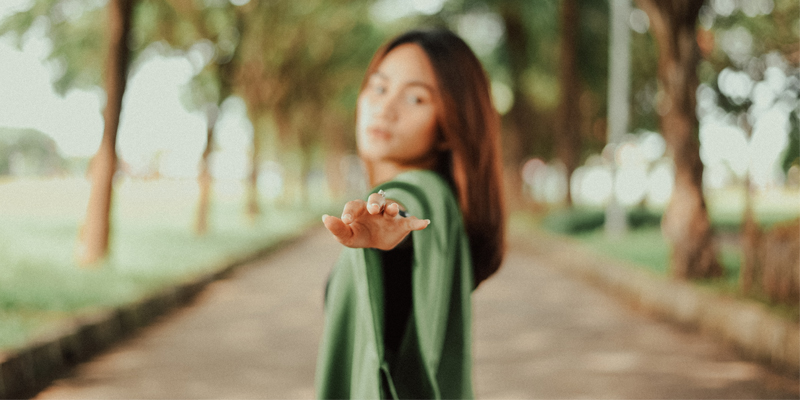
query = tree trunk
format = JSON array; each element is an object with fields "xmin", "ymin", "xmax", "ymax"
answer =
[
  {"xmin": 273, "ymin": 109, "xmax": 297, "ymax": 206},
  {"xmin": 321, "ymin": 114, "xmax": 348, "ymax": 201},
  {"xmin": 635, "ymin": 0, "xmax": 722, "ymax": 279},
  {"xmin": 605, "ymin": 0, "xmax": 632, "ymax": 238},
  {"xmin": 499, "ymin": 2, "xmax": 541, "ymax": 209},
  {"xmin": 238, "ymin": 55, "xmax": 268, "ymax": 221},
  {"xmin": 555, "ymin": 0, "xmax": 582, "ymax": 206},
  {"xmin": 759, "ymin": 219, "xmax": 800, "ymax": 305},
  {"xmin": 247, "ymin": 115, "xmax": 262, "ymax": 221},
  {"xmin": 195, "ymin": 105, "xmax": 218, "ymax": 235},
  {"xmin": 76, "ymin": 0, "xmax": 134, "ymax": 266},
  {"xmin": 193, "ymin": 9, "xmax": 241, "ymax": 235},
  {"xmin": 740, "ymin": 176, "xmax": 760, "ymax": 293}
]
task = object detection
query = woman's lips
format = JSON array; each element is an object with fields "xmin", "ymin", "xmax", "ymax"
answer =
[{"xmin": 367, "ymin": 127, "xmax": 392, "ymax": 140}]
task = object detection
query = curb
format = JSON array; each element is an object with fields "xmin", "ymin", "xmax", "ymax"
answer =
[
  {"xmin": 515, "ymin": 231, "xmax": 800, "ymax": 377},
  {"xmin": 0, "ymin": 229, "xmax": 310, "ymax": 399}
]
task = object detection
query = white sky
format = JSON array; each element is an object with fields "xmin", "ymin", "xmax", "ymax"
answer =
[
  {"xmin": 0, "ymin": 1, "xmax": 254, "ymax": 179},
  {"xmin": 0, "ymin": 28, "xmax": 104, "ymax": 157}
]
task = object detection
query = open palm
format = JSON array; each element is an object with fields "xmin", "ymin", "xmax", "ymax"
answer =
[{"xmin": 322, "ymin": 193, "xmax": 429, "ymax": 250}]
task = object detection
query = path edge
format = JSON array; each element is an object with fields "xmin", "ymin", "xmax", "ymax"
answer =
[
  {"xmin": 512, "ymin": 231, "xmax": 800, "ymax": 378},
  {"xmin": 0, "ymin": 224, "xmax": 315, "ymax": 399}
]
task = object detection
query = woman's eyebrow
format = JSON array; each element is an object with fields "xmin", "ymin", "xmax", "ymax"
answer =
[
  {"xmin": 373, "ymin": 71, "xmax": 436, "ymax": 93},
  {"xmin": 406, "ymin": 81, "xmax": 436, "ymax": 93}
]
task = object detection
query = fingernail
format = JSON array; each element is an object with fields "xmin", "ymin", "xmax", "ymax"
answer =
[
  {"xmin": 342, "ymin": 214, "xmax": 352, "ymax": 222},
  {"xmin": 321, "ymin": 214, "xmax": 328, "ymax": 223},
  {"xmin": 425, "ymin": 219, "xmax": 431, "ymax": 225}
]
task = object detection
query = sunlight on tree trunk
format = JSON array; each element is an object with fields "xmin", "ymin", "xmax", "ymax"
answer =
[
  {"xmin": 555, "ymin": 0, "xmax": 582, "ymax": 207},
  {"xmin": 76, "ymin": 0, "xmax": 134, "ymax": 266},
  {"xmin": 635, "ymin": 0, "xmax": 722, "ymax": 279}
]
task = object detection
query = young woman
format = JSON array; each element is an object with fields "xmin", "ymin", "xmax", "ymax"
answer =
[{"xmin": 316, "ymin": 28, "xmax": 505, "ymax": 399}]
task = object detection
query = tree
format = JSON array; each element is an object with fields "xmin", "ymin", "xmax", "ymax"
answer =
[
  {"xmin": 478, "ymin": 0, "xmax": 608, "ymax": 207},
  {"xmin": 697, "ymin": 0, "xmax": 800, "ymax": 296},
  {"xmin": 77, "ymin": 0, "xmax": 136, "ymax": 265},
  {"xmin": 497, "ymin": 1, "xmax": 543, "ymax": 207},
  {"xmin": 634, "ymin": 0, "xmax": 722, "ymax": 279},
  {"xmin": 605, "ymin": 0, "xmax": 632, "ymax": 237},
  {"xmin": 229, "ymin": 0, "xmax": 379, "ymax": 214},
  {"xmin": 0, "ymin": 128, "xmax": 66, "ymax": 176},
  {"xmin": 0, "ymin": 0, "xmax": 192, "ymax": 264},
  {"xmin": 167, "ymin": 1, "xmax": 243, "ymax": 235},
  {"xmin": 555, "ymin": 0, "xmax": 582, "ymax": 206},
  {"xmin": 199, "ymin": 28, "xmax": 240, "ymax": 234}
]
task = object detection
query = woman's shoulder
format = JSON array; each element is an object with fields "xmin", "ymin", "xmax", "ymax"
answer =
[{"xmin": 393, "ymin": 169, "xmax": 450, "ymax": 190}]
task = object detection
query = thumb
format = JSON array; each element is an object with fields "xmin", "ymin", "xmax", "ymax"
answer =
[
  {"xmin": 407, "ymin": 218, "xmax": 431, "ymax": 231},
  {"xmin": 322, "ymin": 214, "xmax": 353, "ymax": 240}
]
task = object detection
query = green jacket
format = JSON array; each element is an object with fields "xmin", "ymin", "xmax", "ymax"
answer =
[{"xmin": 315, "ymin": 170, "xmax": 475, "ymax": 399}]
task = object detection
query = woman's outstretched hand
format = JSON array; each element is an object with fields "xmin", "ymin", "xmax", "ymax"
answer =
[{"xmin": 322, "ymin": 191, "xmax": 430, "ymax": 250}]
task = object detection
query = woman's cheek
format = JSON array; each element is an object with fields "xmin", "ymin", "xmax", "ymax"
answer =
[{"xmin": 355, "ymin": 100, "xmax": 372, "ymax": 139}]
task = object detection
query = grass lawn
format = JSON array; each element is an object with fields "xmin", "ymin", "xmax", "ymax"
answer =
[
  {"xmin": 568, "ymin": 225, "xmax": 799, "ymax": 322},
  {"xmin": 514, "ymin": 186, "xmax": 800, "ymax": 322},
  {"xmin": 570, "ymin": 226, "xmax": 744, "ymax": 283},
  {"xmin": 0, "ymin": 177, "xmax": 329, "ymax": 353}
]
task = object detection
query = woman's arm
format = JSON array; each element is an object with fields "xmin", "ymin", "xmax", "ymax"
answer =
[{"xmin": 321, "ymin": 191, "xmax": 430, "ymax": 250}]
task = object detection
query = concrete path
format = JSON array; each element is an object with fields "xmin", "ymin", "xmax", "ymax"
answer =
[{"xmin": 36, "ymin": 228, "xmax": 799, "ymax": 399}]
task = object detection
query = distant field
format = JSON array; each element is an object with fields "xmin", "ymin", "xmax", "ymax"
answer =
[{"xmin": 0, "ymin": 177, "xmax": 328, "ymax": 352}]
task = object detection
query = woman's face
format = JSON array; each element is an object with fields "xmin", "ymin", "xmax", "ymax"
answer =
[{"xmin": 356, "ymin": 43, "xmax": 440, "ymax": 169}]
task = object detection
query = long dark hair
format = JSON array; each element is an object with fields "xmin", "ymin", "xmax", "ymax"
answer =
[{"xmin": 359, "ymin": 28, "xmax": 506, "ymax": 287}]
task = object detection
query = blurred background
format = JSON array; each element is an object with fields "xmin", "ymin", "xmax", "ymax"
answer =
[{"xmin": 0, "ymin": 0, "xmax": 797, "ymax": 359}]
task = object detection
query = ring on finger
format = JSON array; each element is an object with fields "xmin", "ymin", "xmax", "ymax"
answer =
[{"xmin": 375, "ymin": 190, "xmax": 387, "ymax": 212}]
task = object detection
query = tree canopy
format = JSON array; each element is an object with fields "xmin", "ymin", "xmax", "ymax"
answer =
[{"xmin": 0, "ymin": 0, "xmax": 796, "ymax": 189}]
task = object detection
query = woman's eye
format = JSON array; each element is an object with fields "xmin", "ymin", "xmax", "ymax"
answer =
[
  {"xmin": 373, "ymin": 84, "xmax": 386, "ymax": 95},
  {"xmin": 406, "ymin": 95, "xmax": 423, "ymax": 104}
]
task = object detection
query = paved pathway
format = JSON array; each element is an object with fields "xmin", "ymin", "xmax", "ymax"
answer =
[{"xmin": 36, "ymin": 228, "xmax": 799, "ymax": 399}]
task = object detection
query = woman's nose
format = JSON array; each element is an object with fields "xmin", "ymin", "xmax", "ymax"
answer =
[{"xmin": 372, "ymin": 94, "xmax": 398, "ymax": 121}]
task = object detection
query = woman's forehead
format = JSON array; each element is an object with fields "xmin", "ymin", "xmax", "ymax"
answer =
[{"xmin": 375, "ymin": 43, "xmax": 437, "ymax": 89}]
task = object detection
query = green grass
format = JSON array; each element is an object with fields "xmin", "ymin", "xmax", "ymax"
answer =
[
  {"xmin": 0, "ymin": 177, "xmax": 329, "ymax": 352},
  {"xmin": 569, "ymin": 226, "xmax": 744, "ymax": 280},
  {"xmin": 706, "ymin": 186, "xmax": 800, "ymax": 231},
  {"xmin": 572, "ymin": 228, "xmax": 671, "ymax": 275},
  {"xmin": 516, "ymin": 187, "xmax": 800, "ymax": 322},
  {"xmin": 568, "ymin": 225, "xmax": 798, "ymax": 322}
]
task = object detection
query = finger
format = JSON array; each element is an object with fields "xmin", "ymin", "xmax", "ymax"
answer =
[
  {"xmin": 384, "ymin": 202, "xmax": 400, "ymax": 218},
  {"xmin": 406, "ymin": 217, "xmax": 431, "ymax": 231},
  {"xmin": 366, "ymin": 192, "xmax": 386, "ymax": 215},
  {"xmin": 341, "ymin": 200, "xmax": 367, "ymax": 224},
  {"xmin": 322, "ymin": 214, "xmax": 354, "ymax": 240}
]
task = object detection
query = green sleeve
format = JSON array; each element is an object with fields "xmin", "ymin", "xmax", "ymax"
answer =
[{"xmin": 315, "ymin": 170, "xmax": 474, "ymax": 399}]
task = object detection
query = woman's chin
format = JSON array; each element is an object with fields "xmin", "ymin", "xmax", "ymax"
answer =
[{"xmin": 358, "ymin": 145, "xmax": 392, "ymax": 160}]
